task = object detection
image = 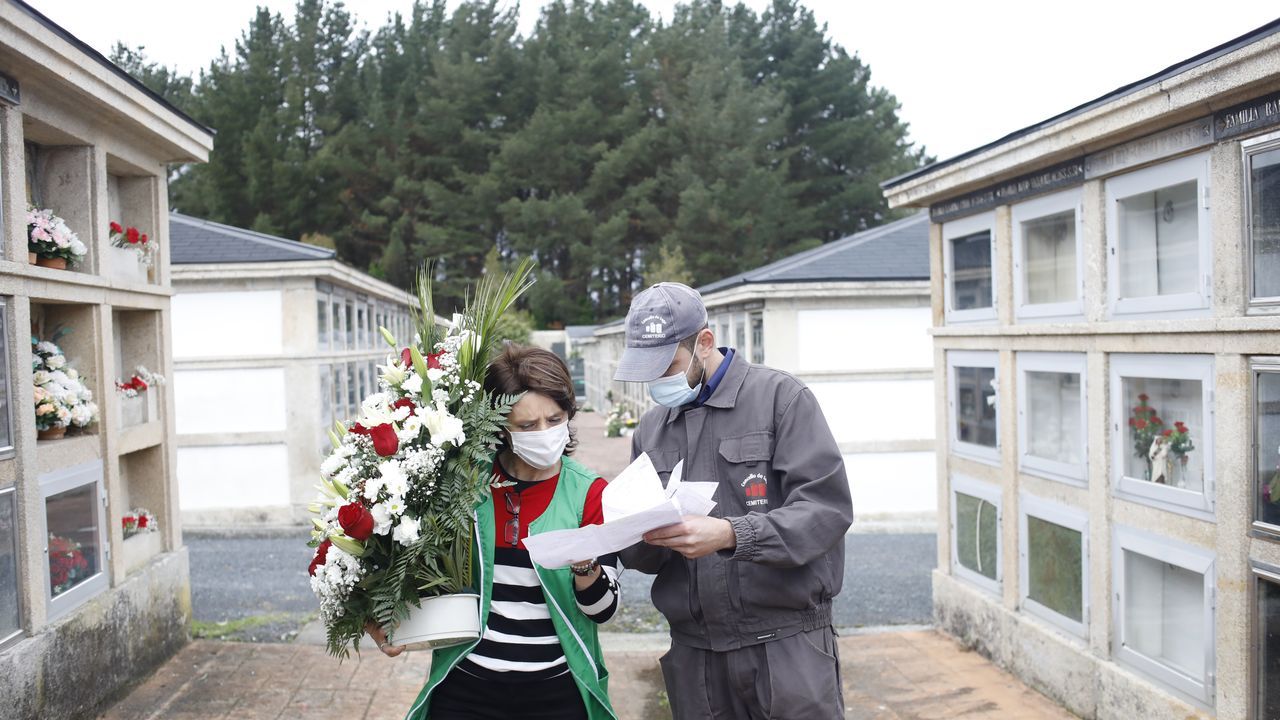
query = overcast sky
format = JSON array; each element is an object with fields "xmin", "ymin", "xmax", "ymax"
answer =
[{"xmin": 32, "ymin": 1, "xmax": 1280, "ymax": 161}]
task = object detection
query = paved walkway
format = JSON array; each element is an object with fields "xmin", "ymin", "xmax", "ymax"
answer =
[{"xmin": 99, "ymin": 630, "xmax": 1075, "ymax": 720}]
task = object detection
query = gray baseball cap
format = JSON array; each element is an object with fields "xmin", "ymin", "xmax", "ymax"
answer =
[{"xmin": 614, "ymin": 282, "xmax": 708, "ymax": 382}]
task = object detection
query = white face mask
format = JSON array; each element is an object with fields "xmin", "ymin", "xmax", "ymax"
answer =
[{"xmin": 509, "ymin": 422, "xmax": 570, "ymax": 470}]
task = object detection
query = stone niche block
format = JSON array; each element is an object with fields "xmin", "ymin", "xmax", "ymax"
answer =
[
  {"xmin": 26, "ymin": 140, "xmax": 96, "ymax": 275},
  {"xmin": 119, "ymin": 445, "xmax": 166, "ymax": 573},
  {"xmin": 111, "ymin": 309, "xmax": 162, "ymax": 429},
  {"xmin": 105, "ymin": 169, "xmax": 159, "ymax": 286},
  {"xmin": 31, "ymin": 302, "xmax": 101, "ymax": 440}
]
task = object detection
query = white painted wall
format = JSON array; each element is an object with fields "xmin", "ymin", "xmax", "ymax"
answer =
[
  {"xmin": 843, "ymin": 451, "xmax": 937, "ymax": 519},
  {"xmin": 177, "ymin": 444, "xmax": 291, "ymax": 508},
  {"xmin": 173, "ymin": 368, "xmax": 288, "ymax": 434},
  {"xmin": 809, "ymin": 379, "xmax": 935, "ymax": 443},
  {"xmin": 797, "ymin": 307, "xmax": 932, "ymax": 372},
  {"xmin": 172, "ymin": 290, "xmax": 284, "ymax": 358}
]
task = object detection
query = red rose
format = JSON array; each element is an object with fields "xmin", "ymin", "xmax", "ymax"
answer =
[
  {"xmin": 308, "ymin": 539, "xmax": 332, "ymax": 576},
  {"xmin": 1162, "ymin": 429, "xmax": 1173, "ymax": 437},
  {"xmin": 350, "ymin": 423, "xmax": 369, "ymax": 435},
  {"xmin": 1127, "ymin": 418, "xmax": 1136, "ymax": 427},
  {"xmin": 133, "ymin": 377, "xmax": 148, "ymax": 391},
  {"xmin": 401, "ymin": 348, "xmax": 413, "ymax": 367},
  {"xmin": 109, "ymin": 221, "xmax": 123, "ymax": 234},
  {"xmin": 122, "ymin": 515, "xmax": 135, "ymax": 527},
  {"xmin": 138, "ymin": 515, "xmax": 149, "ymax": 528},
  {"xmin": 1175, "ymin": 422, "xmax": 1187, "ymax": 432},
  {"xmin": 369, "ymin": 423, "xmax": 399, "ymax": 457},
  {"xmin": 427, "ymin": 351, "xmax": 444, "ymax": 370},
  {"xmin": 1135, "ymin": 419, "xmax": 1147, "ymax": 430},
  {"xmin": 392, "ymin": 398, "xmax": 416, "ymax": 414},
  {"xmin": 126, "ymin": 227, "xmax": 140, "ymax": 244},
  {"xmin": 1150, "ymin": 416, "xmax": 1163, "ymax": 425},
  {"xmin": 337, "ymin": 503, "xmax": 374, "ymax": 541},
  {"xmin": 1138, "ymin": 393, "xmax": 1149, "ymax": 402},
  {"xmin": 139, "ymin": 233, "xmax": 149, "ymax": 245}
]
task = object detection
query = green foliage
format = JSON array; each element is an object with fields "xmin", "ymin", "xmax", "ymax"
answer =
[{"xmin": 118, "ymin": 0, "xmax": 928, "ymax": 324}]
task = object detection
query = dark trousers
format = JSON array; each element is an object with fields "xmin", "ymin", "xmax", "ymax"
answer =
[
  {"xmin": 659, "ymin": 626, "xmax": 844, "ymax": 720},
  {"xmin": 430, "ymin": 668, "xmax": 588, "ymax": 720}
]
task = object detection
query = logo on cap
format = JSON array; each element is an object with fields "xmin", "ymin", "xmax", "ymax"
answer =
[{"xmin": 640, "ymin": 315, "xmax": 667, "ymax": 339}]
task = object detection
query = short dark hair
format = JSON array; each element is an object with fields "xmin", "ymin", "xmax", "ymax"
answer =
[
  {"xmin": 484, "ymin": 344, "xmax": 578, "ymax": 455},
  {"xmin": 678, "ymin": 324, "xmax": 709, "ymax": 352}
]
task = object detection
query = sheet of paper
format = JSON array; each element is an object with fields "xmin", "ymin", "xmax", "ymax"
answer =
[
  {"xmin": 526, "ymin": 453, "xmax": 721, "ymax": 568},
  {"xmin": 524, "ymin": 500, "xmax": 684, "ymax": 568},
  {"xmin": 602, "ymin": 453, "xmax": 668, "ymax": 523}
]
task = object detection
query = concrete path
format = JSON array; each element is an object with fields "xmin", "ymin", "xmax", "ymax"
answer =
[{"xmin": 98, "ymin": 629, "xmax": 1075, "ymax": 720}]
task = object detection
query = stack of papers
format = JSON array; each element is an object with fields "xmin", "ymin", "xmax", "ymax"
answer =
[{"xmin": 523, "ymin": 453, "xmax": 719, "ymax": 568}]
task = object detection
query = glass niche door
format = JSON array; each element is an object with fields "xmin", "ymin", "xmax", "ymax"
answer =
[
  {"xmin": 1110, "ymin": 354, "xmax": 1214, "ymax": 518},
  {"xmin": 1253, "ymin": 361, "xmax": 1280, "ymax": 538},
  {"xmin": 1105, "ymin": 152, "xmax": 1211, "ymax": 317}
]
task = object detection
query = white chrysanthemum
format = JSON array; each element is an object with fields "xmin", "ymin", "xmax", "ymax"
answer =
[
  {"xmin": 320, "ymin": 453, "xmax": 346, "ymax": 478},
  {"xmin": 392, "ymin": 516, "xmax": 420, "ymax": 546},
  {"xmin": 402, "ymin": 373, "xmax": 424, "ymax": 395},
  {"xmin": 36, "ymin": 341, "xmax": 58, "ymax": 354},
  {"xmin": 45, "ymin": 355, "xmax": 66, "ymax": 370},
  {"xmin": 33, "ymin": 370, "xmax": 50, "ymax": 385},
  {"xmin": 362, "ymin": 475, "xmax": 385, "ymax": 502},
  {"xmin": 370, "ymin": 502, "xmax": 394, "ymax": 535}
]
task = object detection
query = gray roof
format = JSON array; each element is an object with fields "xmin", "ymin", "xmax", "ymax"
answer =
[
  {"xmin": 13, "ymin": 1, "xmax": 212, "ymax": 137},
  {"xmin": 169, "ymin": 213, "xmax": 336, "ymax": 264},
  {"xmin": 883, "ymin": 17, "xmax": 1280, "ymax": 190},
  {"xmin": 699, "ymin": 212, "xmax": 929, "ymax": 295},
  {"xmin": 565, "ymin": 325, "xmax": 598, "ymax": 339}
]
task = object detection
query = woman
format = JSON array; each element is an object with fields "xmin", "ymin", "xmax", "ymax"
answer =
[{"xmin": 367, "ymin": 344, "xmax": 619, "ymax": 720}]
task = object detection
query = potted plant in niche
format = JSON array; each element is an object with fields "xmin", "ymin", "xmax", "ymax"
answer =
[
  {"xmin": 106, "ymin": 222, "xmax": 156, "ymax": 284},
  {"xmin": 27, "ymin": 207, "xmax": 87, "ymax": 270},
  {"xmin": 32, "ymin": 337, "xmax": 99, "ymax": 440},
  {"xmin": 115, "ymin": 365, "xmax": 164, "ymax": 427},
  {"xmin": 122, "ymin": 507, "xmax": 161, "ymax": 572}
]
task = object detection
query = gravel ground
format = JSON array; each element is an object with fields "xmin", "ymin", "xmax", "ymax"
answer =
[{"xmin": 188, "ymin": 531, "xmax": 935, "ymax": 641}]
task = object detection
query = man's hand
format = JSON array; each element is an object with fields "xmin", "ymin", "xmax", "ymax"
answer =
[
  {"xmin": 364, "ymin": 620, "xmax": 405, "ymax": 657},
  {"xmin": 643, "ymin": 515, "xmax": 736, "ymax": 559}
]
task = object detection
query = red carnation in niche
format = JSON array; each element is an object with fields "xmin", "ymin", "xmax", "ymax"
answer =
[
  {"xmin": 126, "ymin": 226, "xmax": 140, "ymax": 244},
  {"xmin": 368, "ymin": 423, "xmax": 399, "ymax": 457},
  {"xmin": 308, "ymin": 539, "xmax": 332, "ymax": 576},
  {"xmin": 109, "ymin": 221, "xmax": 123, "ymax": 234},
  {"xmin": 337, "ymin": 503, "xmax": 374, "ymax": 541},
  {"xmin": 138, "ymin": 514, "xmax": 149, "ymax": 528}
]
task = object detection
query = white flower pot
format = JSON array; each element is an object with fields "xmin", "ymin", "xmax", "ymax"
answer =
[
  {"xmin": 105, "ymin": 245, "xmax": 148, "ymax": 285},
  {"xmin": 123, "ymin": 531, "xmax": 163, "ymax": 574},
  {"xmin": 387, "ymin": 592, "xmax": 480, "ymax": 651},
  {"xmin": 119, "ymin": 391, "xmax": 158, "ymax": 428}
]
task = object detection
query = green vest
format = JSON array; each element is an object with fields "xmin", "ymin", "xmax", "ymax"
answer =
[{"xmin": 404, "ymin": 455, "xmax": 617, "ymax": 720}]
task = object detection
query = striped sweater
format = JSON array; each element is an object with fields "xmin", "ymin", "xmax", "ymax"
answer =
[{"xmin": 457, "ymin": 465, "xmax": 619, "ymax": 681}]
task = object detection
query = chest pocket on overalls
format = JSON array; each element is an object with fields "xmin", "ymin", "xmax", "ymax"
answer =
[{"xmin": 718, "ymin": 431, "xmax": 775, "ymax": 508}]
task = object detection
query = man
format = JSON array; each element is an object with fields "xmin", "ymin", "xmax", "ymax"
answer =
[{"xmin": 614, "ymin": 282, "xmax": 852, "ymax": 720}]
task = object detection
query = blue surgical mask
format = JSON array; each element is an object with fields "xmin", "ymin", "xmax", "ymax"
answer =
[{"xmin": 648, "ymin": 354, "xmax": 702, "ymax": 408}]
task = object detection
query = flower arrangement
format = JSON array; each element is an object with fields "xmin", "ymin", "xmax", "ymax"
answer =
[
  {"xmin": 32, "ymin": 337, "xmax": 99, "ymax": 437},
  {"xmin": 605, "ymin": 401, "xmax": 638, "ymax": 437},
  {"xmin": 116, "ymin": 365, "xmax": 165, "ymax": 397},
  {"xmin": 27, "ymin": 207, "xmax": 87, "ymax": 266},
  {"xmin": 109, "ymin": 221, "xmax": 157, "ymax": 269},
  {"xmin": 307, "ymin": 260, "xmax": 534, "ymax": 657},
  {"xmin": 1128, "ymin": 392, "xmax": 1193, "ymax": 483},
  {"xmin": 1128, "ymin": 393, "xmax": 1164, "ymax": 461},
  {"xmin": 48, "ymin": 534, "xmax": 90, "ymax": 596},
  {"xmin": 122, "ymin": 508, "xmax": 158, "ymax": 539}
]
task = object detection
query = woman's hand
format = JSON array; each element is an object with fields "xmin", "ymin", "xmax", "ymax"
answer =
[
  {"xmin": 570, "ymin": 559, "xmax": 602, "ymax": 590},
  {"xmin": 364, "ymin": 620, "xmax": 405, "ymax": 657}
]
